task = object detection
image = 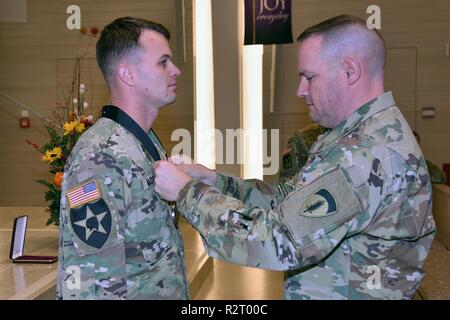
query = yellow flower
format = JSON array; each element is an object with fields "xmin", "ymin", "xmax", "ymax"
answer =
[
  {"xmin": 42, "ymin": 147, "xmax": 62, "ymax": 164},
  {"xmin": 63, "ymin": 120, "xmax": 78, "ymax": 136},
  {"xmin": 76, "ymin": 122, "xmax": 86, "ymax": 133}
]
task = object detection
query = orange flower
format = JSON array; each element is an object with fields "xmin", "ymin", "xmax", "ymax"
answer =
[
  {"xmin": 54, "ymin": 172, "xmax": 64, "ymax": 188},
  {"xmin": 68, "ymin": 112, "xmax": 77, "ymax": 121}
]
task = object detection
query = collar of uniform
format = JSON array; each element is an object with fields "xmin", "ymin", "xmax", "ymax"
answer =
[
  {"xmin": 148, "ymin": 128, "xmax": 167, "ymax": 160},
  {"xmin": 101, "ymin": 105, "xmax": 167, "ymax": 161},
  {"xmin": 310, "ymin": 91, "xmax": 396, "ymax": 154}
]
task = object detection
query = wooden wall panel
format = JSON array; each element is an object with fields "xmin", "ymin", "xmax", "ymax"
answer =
[
  {"xmin": 0, "ymin": 0, "xmax": 194, "ymax": 206},
  {"xmin": 384, "ymin": 48, "xmax": 417, "ymax": 130},
  {"xmin": 1, "ymin": 0, "xmax": 449, "ymax": 205},
  {"xmin": 263, "ymin": 0, "xmax": 450, "ymax": 176},
  {"xmin": 56, "ymin": 58, "xmax": 109, "ymax": 118}
]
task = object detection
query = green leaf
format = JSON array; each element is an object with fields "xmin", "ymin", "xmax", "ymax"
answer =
[
  {"xmin": 35, "ymin": 179, "xmax": 52, "ymax": 188},
  {"xmin": 44, "ymin": 192, "xmax": 53, "ymax": 202},
  {"xmin": 45, "ymin": 125, "xmax": 62, "ymax": 144}
]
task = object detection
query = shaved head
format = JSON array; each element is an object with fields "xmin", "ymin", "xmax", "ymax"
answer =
[{"xmin": 297, "ymin": 15, "xmax": 386, "ymax": 79}]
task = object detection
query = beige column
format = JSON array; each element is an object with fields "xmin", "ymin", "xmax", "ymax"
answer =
[{"xmin": 211, "ymin": 0, "xmax": 242, "ymax": 177}]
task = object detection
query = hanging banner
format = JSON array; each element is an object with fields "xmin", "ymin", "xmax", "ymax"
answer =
[{"xmin": 244, "ymin": 0, "xmax": 293, "ymax": 45}]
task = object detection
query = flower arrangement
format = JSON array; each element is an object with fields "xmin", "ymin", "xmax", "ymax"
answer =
[{"xmin": 27, "ymin": 55, "xmax": 96, "ymax": 225}]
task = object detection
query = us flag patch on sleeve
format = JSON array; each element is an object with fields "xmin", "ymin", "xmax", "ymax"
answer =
[{"xmin": 67, "ymin": 180, "xmax": 101, "ymax": 208}]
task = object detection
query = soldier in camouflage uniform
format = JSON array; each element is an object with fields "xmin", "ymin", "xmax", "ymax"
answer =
[
  {"xmin": 281, "ymin": 127, "xmax": 446, "ymax": 186},
  {"xmin": 279, "ymin": 124, "xmax": 327, "ymax": 182},
  {"xmin": 154, "ymin": 15, "xmax": 436, "ymax": 299},
  {"xmin": 56, "ymin": 17, "xmax": 188, "ymax": 299},
  {"xmin": 412, "ymin": 131, "xmax": 447, "ymax": 184},
  {"xmin": 426, "ymin": 160, "xmax": 447, "ymax": 184}
]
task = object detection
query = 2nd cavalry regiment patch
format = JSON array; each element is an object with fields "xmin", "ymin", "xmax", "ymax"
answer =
[
  {"xmin": 280, "ymin": 167, "xmax": 363, "ymax": 244},
  {"xmin": 300, "ymin": 188, "xmax": 337, "ymax": 217}
]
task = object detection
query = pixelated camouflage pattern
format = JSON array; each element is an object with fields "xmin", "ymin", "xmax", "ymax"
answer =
[
  {"xmin": 177, "ymin": 92, "xmax": 435, "ymax": 300},
  {"xmin": 279, "ymin": 124, "xmax": 328, "ymax": 182},
  {"xmin": 57, "ymin": 117, "xmax": 189, "ymax": 300},
  {"xmin": 283, "ymin": 126, "xmax": 445, "ymax": 185}
]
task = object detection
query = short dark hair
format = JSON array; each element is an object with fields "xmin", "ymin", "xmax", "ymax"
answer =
[
  {"xmin": 297, "ymin": 14, "xmax": 366, "ymax": 42},
  {"xmin": 297, "ymin": 14, "xmax": 386, "ymax": 76},
  {"xmin": 96, "ymin": 16, "xmax": 171, "ymax": 84}
]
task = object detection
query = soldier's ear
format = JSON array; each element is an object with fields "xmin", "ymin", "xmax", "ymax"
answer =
[
  {"xmin": 342, "ymin": 57, "xmax": 361, "ymax": 85},
  {"xmin": 117, "ymin": 64, "xmax": 135, "ymax": 86}
]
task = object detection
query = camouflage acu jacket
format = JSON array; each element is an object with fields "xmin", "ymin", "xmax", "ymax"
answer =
[
  {"xmin": 57, "ymin": 110, "xmax": 188, "ymax": 300},
  {"xmin": 178, "ymin": 92, "xmax": 436, "ymax": 300},
  {"xmin": 279, "ymin": 124, "xmax": 328, "ymax": 182}
]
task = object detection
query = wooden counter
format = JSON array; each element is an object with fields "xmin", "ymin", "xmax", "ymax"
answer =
[
  {"xmin": 432, "ymin": 184, "xmax": 450, "ymax": 250},
  {"xmin": 0, "ymin": 207, "xmax": 212, "ymax": 300}
]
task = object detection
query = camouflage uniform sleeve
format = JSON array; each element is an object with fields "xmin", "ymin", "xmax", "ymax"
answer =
[
  {"xmin": 177, "ymin": 145, "xmax": 384, "ymax": 271},
  {"xmin": 58, "ymin": 143, "xmax": 128, "ymax": 300},
  {"xmin": 214, "ymin": 173, "xmax": 295, "ymax": 210}
]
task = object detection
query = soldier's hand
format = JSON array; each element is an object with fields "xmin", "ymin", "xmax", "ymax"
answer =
[
  {"xmin": 168, "ymin": 155, "xmax": 217, "ymax": 186},
  {"xmin": 154, "ymin": 160, "xmax": 192, "ymax": 201},
  {"xmin": 177, "ymin": 164, "xmax": 217, "ymax": 186},
  {"xmin": 169, "ymin": 154, "xmax": 193, "ymax": 165}
]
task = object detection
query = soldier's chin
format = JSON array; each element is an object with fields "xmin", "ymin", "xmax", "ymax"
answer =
[
  {"xmin": 308, "ymin": 109, "xmax": 318, "ymax": 123},
  {"xmin": 163, "ymin": 95, "xmax": 177, "ymax": 107}
]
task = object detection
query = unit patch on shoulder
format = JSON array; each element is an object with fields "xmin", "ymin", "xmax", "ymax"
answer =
[
  {"xmin": 280, "ymin": 167, "xmax": 364, "ymax": 244},
  {"xmin": 69, "ymin": 198, "xmax": 112, "ymax": 249},
  {"xmin": 299, "ymin": 188, "xmax": 338, "ymax": 218}
]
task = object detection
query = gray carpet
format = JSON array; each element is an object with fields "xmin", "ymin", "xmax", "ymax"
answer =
[{"xmin": 420, "ymin": 239, "xmax": 450, "ymax": 300}]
